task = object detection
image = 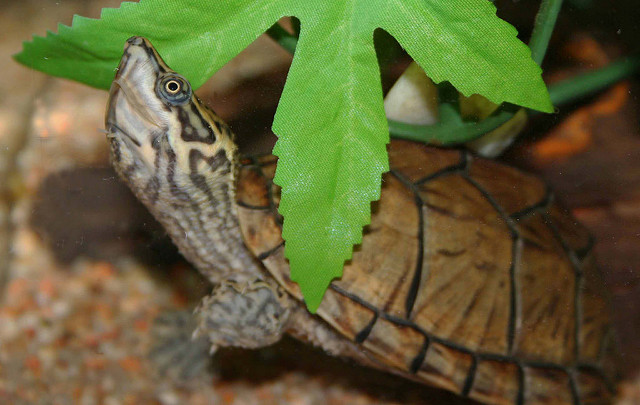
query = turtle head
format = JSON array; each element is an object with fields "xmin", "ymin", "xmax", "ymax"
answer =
[{"xmin": 105, "ymin": 36, "xmax": 236, "ymax": 205}]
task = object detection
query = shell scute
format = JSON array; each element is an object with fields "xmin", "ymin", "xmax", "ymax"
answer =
[
  {"xmin": 316, "ymin": 282, "xmax": 376, "ymax": 340},
  {"xmin": 577, "ymin": 369, "xmax": 614, "ymax": 405},
  {"xmin": 546, "ymin": 203, "xmax": 593, "ymax": 257},
  {"xmin": 514, "ymin": 219, "xmax": 577, "ymax": 365},
  {"xmin": 579, "ymin": 254, "xmax": 612, "ymax": 362},
  {"xmin": 467, "ymin": 157, "xmax": 548, "ymax": 217},
  {"xmin": 333, "ymin": 173, "xmax": 420, "ymax": 318},
  {"xmin": 364, "ymin": 316, "xmax": 426, "ymax": 372},
  {"xmin": 236, "ymin": 205, "xmax": 282, "ymax": 260},
  {"xmin": 236, "ymin": 165, "xmax": 271, "ymax": 209},
  {"xmin": 515, "ymin": 211, "xmax": 557, "ymax": 251},
  {"xmin": 524, "ymin": 367, "xmax": 574, "ymax": 404},
  {"xmin": 416, "ymin": 172, "xmax": 506, "ymax": 225},
  {"xmin": 468, "ymin": 359, "xmax": 521, "ymax": 404},
  {"xmin": 236, "ymin": 140, "xmax": 615, "ymax": 403},
  {"xmin": 412, "ymin": 172, "xmax": 513, "ymax": 355},
  {"xmin": 417, "ymin": 342, "xmax": 474, "ymax": 395},
  {"xmin": 388, "ymin": 140, "xmax": 464, "ymax": 183}
]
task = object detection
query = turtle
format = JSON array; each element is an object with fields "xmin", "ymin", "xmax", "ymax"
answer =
[{"xmin": 105, "ymin": 36, "xmax": 617, "ymax": 404}]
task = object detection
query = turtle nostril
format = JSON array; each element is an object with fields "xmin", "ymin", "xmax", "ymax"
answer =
[{"xmin": 127, "ymin": 36, "xmax": 144, "ymax": 46}]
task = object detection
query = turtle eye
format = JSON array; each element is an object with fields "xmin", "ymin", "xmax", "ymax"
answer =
[
  {"xmin": 165, "ymin": 80, "xmax": 180, "ymax": 94},
  {"xmin": 156, "ymin": 74, "xmax": 191, "ymax": 106}
]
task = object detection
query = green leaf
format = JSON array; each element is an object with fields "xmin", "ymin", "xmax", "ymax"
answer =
[
  {"xmin": 14, "ymin": 1, "xmax": 287, "ymax": 90},
  {"xmin": 15, "ymin": 0, "xmax": 553, "ymax": 312}
]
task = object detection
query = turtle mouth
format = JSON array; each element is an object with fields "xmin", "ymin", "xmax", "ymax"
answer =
[
  {"xmin": 105, "ymin": 82, "xmax": 144, "ymax": 151},
  {"xmin": 104, "ymin": 36, "xmax": 167, "ymax": 151},
  {"xmin": 104, "ymin": 37, "xmax": 179, "ymax": 173},
  {"xmin": 105, "ymin": 74, "xmax": 164, "ymax": 173},
  {"xmin": 105, "ymin": 121, "xmax": 140, "ymax": 147},
  {"xmin": 108, "ymin": 77, "xmax": 162, "ymax": 132},
  {"xmin": 105, "ymin": 88, "xmax": 161, "ymax": 174}
]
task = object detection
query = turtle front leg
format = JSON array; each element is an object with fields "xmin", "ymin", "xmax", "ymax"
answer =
[{"xmin": 194, "ymin": 279, "xmax": 293, "ymax": 352}]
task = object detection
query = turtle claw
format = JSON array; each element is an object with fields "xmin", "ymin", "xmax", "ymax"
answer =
[
  {"xmin": 194, "ymin": 280, "xmax": 291, "ymax": 350},
  {"xmin": 149, "ymin": 310, "xmax": 213, "ymax": 381}
]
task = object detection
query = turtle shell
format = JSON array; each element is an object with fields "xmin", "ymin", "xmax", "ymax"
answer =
[{"xmin": 235, "ymin": 139, "xmax": 616, "ymax": 404}]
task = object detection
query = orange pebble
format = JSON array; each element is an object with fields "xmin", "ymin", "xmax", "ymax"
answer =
[
  {"xmin": 133, "ymin": 319, "xmax": 150, "ymax": 332},
  {"xmin": 119, "ymin": 356, "xmax": 142, "ymax": 373},
  {"xmin": 218, "ymin": 387, "xmax": 235, "ymax": 403},
  {"xmin": 24, "ymin": 355, "xmax": 41, "ymax": 376},
  {"xmin": 84, "ymin": 355, "xmax": 107, "ymax": 370},
  {"xmin": 38, "ymin": 278, "xmax": 57, "ymax": 299},
  {"xmin": 89, "ymin": 262, "xmax": 116, "ymax": 281},
  {"xmin": 6, "ymin": 278, "xmax": 29, "ymax": 300}
]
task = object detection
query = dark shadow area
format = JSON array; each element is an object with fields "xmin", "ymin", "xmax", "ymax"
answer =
[
  {"xmin": 214, "ymin": 336, "xmax": 480, "ymax": 405},
  {"xmin": 30, "ymin": 166, "xmax": 212, "ymax": 307},
  {"xmin": 30, "ymin": 167, "xmax": 182, "ymax": 266}
]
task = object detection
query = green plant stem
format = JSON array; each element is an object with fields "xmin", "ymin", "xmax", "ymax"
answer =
[
  {"xmin": 396, "ymin": 0, "xmax": 564, "ymax": 144},
  {"xmin": 389, "ymin": 57, "xmax": 640, "ymax": 142},
  {"xmin": 388, "ymin": 106, "xmax": 517, "ymax": 144},
  {"xmin": 529, "ymin": 0, "xmax": 564, "ymax": 66},
  {"xmin": 549, "ymin": 55, "xmax": 640, "ymax": 106},
  {"xmin": 436, "ymin": 82, "xmax": 463, "ymax": 125},
  {"xmin": 266, "ymin": 23, "xmax": 297, "ymax": 54}
]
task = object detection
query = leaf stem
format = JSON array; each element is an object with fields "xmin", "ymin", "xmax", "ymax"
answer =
[
  {"xmin": 436, "ymin": 82, "xmax": 464, "ymax": 126},
  {"xmin": 388, "ymin": 55, "xmax": 640, "ymax": 143},
  {"xmin": 529, "ymin": 0, "xmax": 564, "ymax": 66},
  {"xmin": 388, "ymin": 104, "xmax": 518, "ymax": 144},
  {"xmin": 266, "ymin": 23, "xmax": 298, "ymax": 54},
  {"xmin": 548, "ymin": 55, "xmax": 640, "ymax": 106}
]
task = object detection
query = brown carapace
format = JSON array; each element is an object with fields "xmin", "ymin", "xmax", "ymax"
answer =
[{"xmin": 236, "ymin": 140, "xmax": 616, "ymax": 405}]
